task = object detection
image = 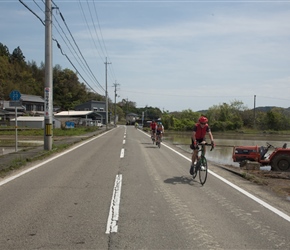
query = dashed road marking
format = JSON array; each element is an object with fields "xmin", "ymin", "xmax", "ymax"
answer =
[
  {"xmin": 120, "ymin": 148, "xmax": 125, "ymax": 158},
  {"xmin": 106, "ymin": 174, "xmax": 122, "ymax": 234}
]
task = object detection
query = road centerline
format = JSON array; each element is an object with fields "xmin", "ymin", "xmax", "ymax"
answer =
[{"xmin": 106, "ymin": 174, "xmax": 122, "ymax": 234}]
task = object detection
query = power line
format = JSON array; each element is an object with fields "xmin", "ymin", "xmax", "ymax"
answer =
[
  {"xmin": 91, "ymin": 0, "xmax": 117, "ymax": 81},
  {"xmin": 19, "ymin": 0, "xmax": 107, "ymax": 95},
  {"xmin": 19, "ymin": 0, "xmax": 45, "ymax": 25},
  {"xmin": 57, "ymin": 9, "xmax": 105, "ymax": 92},
  {"xmin": 52, "ymin": 14, "xmax": 104, "ymax": 93}
]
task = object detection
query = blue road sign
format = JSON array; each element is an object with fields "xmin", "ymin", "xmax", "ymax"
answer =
[{"xmin": 9, "ymin": 90, "xmax": 21, "ymax": 101}]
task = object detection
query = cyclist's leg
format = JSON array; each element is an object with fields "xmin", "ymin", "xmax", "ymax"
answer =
[
  {"xmin": 191, "ymin": 149, "xmax": 198, "ymax": 165},
  {"xmin": 156, "ymin": 131, "xmax": 160, "ymax": 145},
  {"xmin": 190, "ymin": 149, "xmax": 198, "ymax": 175},
  {"xmin": 201, "ymin": 138, "xmax": 207, "ymax": 155}
]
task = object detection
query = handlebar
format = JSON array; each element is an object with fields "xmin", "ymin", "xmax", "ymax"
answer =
[{"xmin": 197, "ymin": 142, "xmax": 214, "ymax": 151}]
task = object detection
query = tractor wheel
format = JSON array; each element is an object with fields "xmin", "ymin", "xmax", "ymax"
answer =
[{"xmin": 271, "ymin": 154, "xmax": 290, "ymax": 172}]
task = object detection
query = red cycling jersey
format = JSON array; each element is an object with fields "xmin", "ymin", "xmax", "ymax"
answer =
[
  {"xmin": 150, "ymin": 122, "xmax": 157, "ymax": 130},
  {"xmin": 193, "ymin": 123, "xmax": 210, "ymax": 140}
]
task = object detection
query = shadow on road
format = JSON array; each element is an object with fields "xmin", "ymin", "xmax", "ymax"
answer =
[
  {"xmin": 164, "ymin": 176, "xmax": 202, "ymax": 186},
  {"xmin": 141, "ymin": 142, "xmax": 155, "ymax": 145}
]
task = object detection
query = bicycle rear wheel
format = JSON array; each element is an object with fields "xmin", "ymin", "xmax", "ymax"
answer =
[{"xmin": 199, "ymin": 158, "xmax": 208, "ymax": 185}]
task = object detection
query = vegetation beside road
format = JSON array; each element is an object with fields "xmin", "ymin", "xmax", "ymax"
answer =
[
  {"xmin": 0, "ymin": 126, "xmax": 102, "ymax": 177},
  {"xmin": 0, "ymin": 126, "xmax": 100, "ymax": 136}
]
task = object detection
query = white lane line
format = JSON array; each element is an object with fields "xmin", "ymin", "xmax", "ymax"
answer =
[
  {"xmin": 120, "ymin": 148, "xmax": 125, "ymax": 158},
  {"xmin": 106, "ymin": 174, "xmax": 122, "ymax": 234},
  {"xmin": 138, "ymin": 129, "xmax": 290, "ymax": 223},
  {"xmin": 123, "ymin": 140, "xmax": 126, "ymax": 144},
  {"xmin": 209, "ymin": 171, "xmax": 290, "ymax": 222},
  {"xmin": 0, "ymin": 129, "xmax": 114, "ymax": 187}
]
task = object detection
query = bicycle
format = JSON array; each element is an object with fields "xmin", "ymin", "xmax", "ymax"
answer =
[
  {"xmin": 192, "ymin": 142, "xmax": 214, "ymax": 185},
  {"xmin": 156, "ymin": 133, "xmax": 161, "ymax": 148}
]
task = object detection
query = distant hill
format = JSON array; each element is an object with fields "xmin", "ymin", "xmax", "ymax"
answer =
[
  {"xmin": 254, "ymin": 106, "xmax": 276, "ymax": 112},
  {"xmin": 196, "ymin": 106, "xmax": 290, "ymax": 115},
  {"xmin": 252, "ymin": 106, "xmax": 290, "ymax": 115},
  {"xmin": 170, "ymin": 106, "xmax": 290, "ymax": 115}
]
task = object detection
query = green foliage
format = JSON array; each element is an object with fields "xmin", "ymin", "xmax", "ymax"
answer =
[
  {"xmin": 10, "ymin": 46, "xmax": 25, "ymax": 64},
  {"xmin": 0, "ymin": 43, "xmax": 106, "ymax": 111},
  {"xmin": 135, "ymin": 106, "xmax": 162, "ymax": 120},
  {"xmin": 113, "ymin": 105, "xmax": 125, "ymax": 121},
  {"xmin": 262, "ymin": 108, "xmax": 290, "ymax": 131},
  {"xmin": 161, "ymin": 109, "xmax": 198, "ymax": 130},
  {"xmin": 0, "ymin": 127, "xmax": 99, "ymax": 136},
  {"xmin": 0, "ymin": 43, "xmax": 9, "ymax": 57}
]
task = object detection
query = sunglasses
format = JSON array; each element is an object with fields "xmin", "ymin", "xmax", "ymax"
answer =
[{"xmin": 200, "ymin": 123, "xmax": 206, "ymax": 125}]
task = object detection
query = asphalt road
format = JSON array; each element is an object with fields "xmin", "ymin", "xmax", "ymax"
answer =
[{"xmin": 0, "ymin": 126, "xmax": 289, "ymax": 249}]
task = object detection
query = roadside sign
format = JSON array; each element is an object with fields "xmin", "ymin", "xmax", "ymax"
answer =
[
  {"xmin": 9, "ymin": 101, "xmax": 22, "ymax": 107},
  {"xmin": 9, "ymin": 90, "xmax": 21, "ymax": 101},
  {"xmin": 44, "ymin": 87, "xmax": 51, "ymax": 118}
]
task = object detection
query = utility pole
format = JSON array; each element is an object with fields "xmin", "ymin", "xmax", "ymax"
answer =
[
  {"xmin": 104, "ymin": 57, "xmax": 111, "ymax": 130},
  {"xmin": 44, "ymin": 0, "xmax": 53, "ymax": 150},
  {"xmin": 113, "ymin": 81, "xmax": 120, "ymax": 126},
  {"xmin": 254, "ymin": 95, "xmax": 256, "ymax": 129},
  {"xmin": 126, "ymin": 98, "xmax": 129, "ymax": 114}
]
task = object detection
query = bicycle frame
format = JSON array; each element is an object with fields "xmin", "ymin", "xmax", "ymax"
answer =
[{"xmin": 193, "ymin": 143, "xmax": 213, "ymax": 185}]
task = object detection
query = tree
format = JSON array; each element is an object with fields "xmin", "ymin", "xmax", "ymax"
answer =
[
  {"xmin": 0, "ymin": 43, "xmax": 10, "ymax": 57},
  {"xmin": 119, "ymin": 99, "xmax": 137, "ymax": 114},
  {"xmin": 10, "ymin": 46, "xmax": 25, "ymax": 64},
  {"xmin": 53, "ymin": 66, "xmax": 89, "ymax": 110},
  {"xmin": 262, "ymin": 108, "xmax": 290, "ymax": 131},
  {"xmin": 206, "ymin": 100, "xmax": 244, "ymax": 131}
]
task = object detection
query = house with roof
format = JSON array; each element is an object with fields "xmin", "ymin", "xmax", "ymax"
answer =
[
  {"xmin": 0, "ymin": 100, "xmax": 25, "ymax": 123},
  {"xmin": 0, "ymin": 95, "xmax": 108, "ymax": 127},
  {"xmin": 10, "ymin": 116, "xmax": 61, "ymax": 129},
  {"xmin": 0, "ymin": 94, "xmax": 45, "ymax": 125},
  {"xmin": 1, "ymin": 93, "xmax": 44, "ymax": 115},
  {"xmin": 74, "ymin": 100, "xmax": 107, "ymax": 124},
  {"xmin": 54, "ymin": 110, "xmax": 97, "ymax": 127},
  {"xmin": 20, "ymin": 94, "xmax": 44, "ymax": 115}
]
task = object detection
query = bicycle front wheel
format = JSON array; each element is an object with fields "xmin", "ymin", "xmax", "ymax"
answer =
[{"xmin": 199, "ymin": 157, "xmax": 208, "ymax": 185}]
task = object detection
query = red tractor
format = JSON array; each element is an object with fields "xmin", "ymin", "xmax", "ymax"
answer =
[{"xmin": 232, "ymin": 142, "xmax": 290, "ymax": 172}]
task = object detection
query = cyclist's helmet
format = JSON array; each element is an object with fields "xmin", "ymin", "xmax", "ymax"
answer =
[{"xmin": 198, "ymin": 116, "xmax": 208, "ymax": 124}]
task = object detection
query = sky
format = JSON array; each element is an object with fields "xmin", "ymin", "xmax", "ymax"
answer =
[{"xmin": 1, "ymin": 0, "xmax": 290, "ymax": 112}]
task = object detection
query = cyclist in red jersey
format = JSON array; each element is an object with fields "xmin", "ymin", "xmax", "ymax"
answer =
[
  {"xmin": 190, "ymin": 116, "xmax": 214, "ymax": 175},
  {"xmin": 150, "ymin": 120, "xmax": 157, "ymax": 140}
]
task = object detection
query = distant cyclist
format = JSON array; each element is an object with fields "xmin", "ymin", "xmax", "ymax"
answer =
[
  {"xmin": 150, "ymin": 120, "xmax": 157, "ymax": 140},
  {"xmin": 156, "ymin": 121, "xmax": 164, "ymax": 142},
  {"xmin": 190, "ymin": 116, "xmax": 214, "ymax": 175}
]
